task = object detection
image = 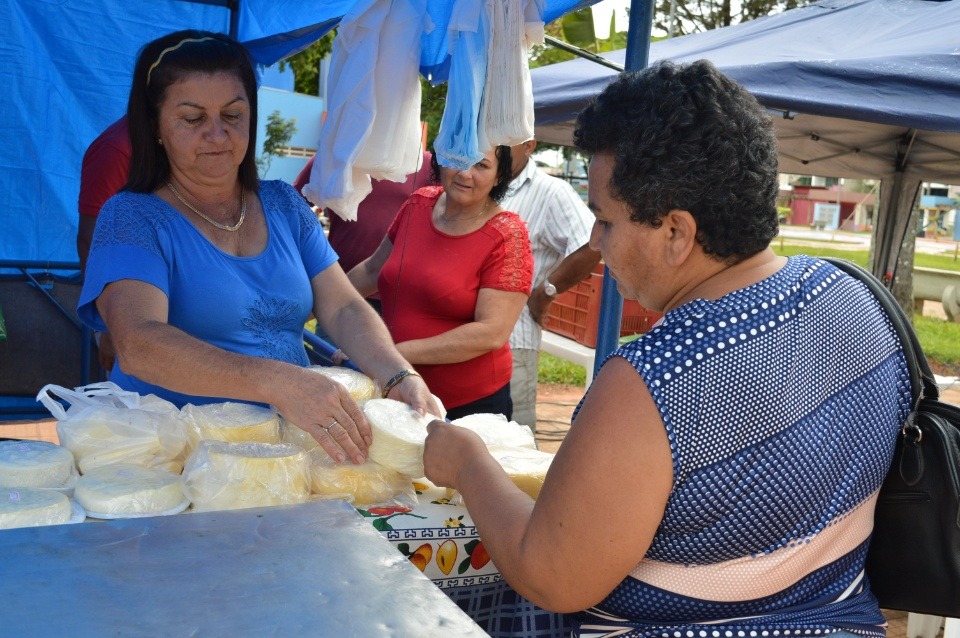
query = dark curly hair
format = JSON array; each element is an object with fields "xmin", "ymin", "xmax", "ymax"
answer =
[
  {"xmin": 574, "ymin": 60, "xmax": 779, "ymax": 262},
  {"xmin": 125, "ymin": 30, "xmax": 259, "ymax": 194},
  {"xmin": 431, "ymin": 146, "xmax": 514, "ymax": 203}
]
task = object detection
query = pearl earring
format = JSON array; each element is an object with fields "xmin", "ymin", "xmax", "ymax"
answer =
[{"xmin": 157, "ymin": 138, "xmax": 163, "ymax": 146}]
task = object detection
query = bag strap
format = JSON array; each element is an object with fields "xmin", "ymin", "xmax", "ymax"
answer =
[{"xmin": 823, "ymin": 258, "xmax": 940, "ymax": 403}]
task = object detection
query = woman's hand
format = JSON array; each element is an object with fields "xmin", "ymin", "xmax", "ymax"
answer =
[
  {"xmin": 423, "ymin": 420, "xmax": 489, "ymax": 490},
  {"xmin": 272, "ymin": 366, "xmax": 372, "ymax": 465},
  {"xmin": 386, "ymin": 375, "xmax": 443, "ymax": 418}
]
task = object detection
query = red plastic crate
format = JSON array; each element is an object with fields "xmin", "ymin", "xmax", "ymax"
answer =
[{"xmin": 543, "ymin": 266, "xmax": 662, "ymax": 348}]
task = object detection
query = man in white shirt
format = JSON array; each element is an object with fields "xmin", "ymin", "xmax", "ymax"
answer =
[{"xmin": 502, "ymin": 139, "xmax": 601, "ymax": 431}]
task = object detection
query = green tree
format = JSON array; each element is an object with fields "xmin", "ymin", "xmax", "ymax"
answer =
[
  {"xmin": 258, "ymin": 110, "xmax": 297, "ymax": 176},
  {"xmin": 280, "ymin": 33, "xmax": 336, "ymax": 95},
  {"xmin": 657, "ymin": 0, "xmax": 814, "ymax": 36}
]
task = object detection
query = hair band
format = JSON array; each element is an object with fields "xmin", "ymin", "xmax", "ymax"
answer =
[{"xmin": 146, "ymin": 37, "xmax": 217, "ymax": 85}]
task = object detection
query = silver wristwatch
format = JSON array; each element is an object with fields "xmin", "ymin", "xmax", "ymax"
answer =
[{"xmin": 543, "ymin": 280, "xmax": 558, "ymax": 297}]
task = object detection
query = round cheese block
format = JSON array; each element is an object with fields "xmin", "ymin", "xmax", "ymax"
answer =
[
  {"xmin": 75, "ymin": 464, "xmax": 186, "ymax": 518},
  {"xmin": 0, "ymin": 488, "xmax": 73, "ymax": 529},
  {"xmin": 308, "ymin": 449, "xmax": 411, "ymax": 505},
  {"xmin": 182, "ymin": 402, "xmax": 280, "ymax": 448},
  {"xmin": 308, "ymin": 366, "xmax": 378, "ymax": 402},
  {"xmin": 361, "ymin": 399, "xmax": 432, "ymax": 478},
  {"xmin": 182, "ymin": 441, "xmax": 310, "ymax": 512},
  {"xmin": 488, "ymin": 446, "xmax": 555, "ymax": 499},
  {"xmin": 451, "ymin": 413, "xmax": 537, "ymax": 449},
  {"xmin": 0, "ymin": 440, "xmax": 77, "ymax": 489},
  {"xmin": 57, "ymin": 403, "xmax": 187, "ymax": 474}
]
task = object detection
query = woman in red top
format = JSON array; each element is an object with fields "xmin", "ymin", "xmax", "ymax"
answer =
[{"xmin": 348, "ymin": 147, "xmax": 533, "ymax": 420}]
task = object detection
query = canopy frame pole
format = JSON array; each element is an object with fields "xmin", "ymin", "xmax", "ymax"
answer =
[
  {"xmin": 593, "ymin": 0, "xmax": 655, "ymax": 375},
  {"xmin": 543, "ymin": 35, "xmax": 624, "ymax": 71}
]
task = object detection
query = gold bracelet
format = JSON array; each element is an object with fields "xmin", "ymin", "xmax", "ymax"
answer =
[{"xmin": 381, "ymin": 369, "xmax": 422, "ymax": 398}]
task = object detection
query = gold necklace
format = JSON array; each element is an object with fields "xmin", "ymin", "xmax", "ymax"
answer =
[
  {"xmin": 167, "ymin": 181, "xmax": 246, "ymax": 232},
  {"xmin": 441, "ymin": 198, "xmax": 491, "ymax": 225}
]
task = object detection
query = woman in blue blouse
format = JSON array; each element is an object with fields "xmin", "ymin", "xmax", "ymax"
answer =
[
  {"xmin": 424, "ymin": 61, "xmax": 911, "ymax": 636},
  {"xmin": 78, "ymin": 30, "xmax": 436, "ymax": 466}
]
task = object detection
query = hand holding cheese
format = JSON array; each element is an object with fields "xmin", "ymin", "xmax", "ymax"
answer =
[
  {"xmin": 361, "ymin": 398, "xmax": 438, "ymax": 478},
  {"xmin": 422, "ymin": 420, "xmax": 490, "ymax": 491}
]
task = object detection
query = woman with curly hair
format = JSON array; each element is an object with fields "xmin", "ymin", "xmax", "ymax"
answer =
[{"xmin": 423, "ymin": 60, "xmax": 910, "ymax": 636}]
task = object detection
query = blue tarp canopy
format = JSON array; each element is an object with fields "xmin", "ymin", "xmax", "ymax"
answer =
[
  {"xmin": 0, "ymin": 0, "xmax": 597, "ymax": 266},
  {"xmin": 531, "ymin": 0, "xmax": 960, "ymax": 277}
]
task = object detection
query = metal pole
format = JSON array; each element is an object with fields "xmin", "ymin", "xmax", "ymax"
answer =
[{"xmin": 593, "ymin": 0, "xmax": 655, "ymax": 377}]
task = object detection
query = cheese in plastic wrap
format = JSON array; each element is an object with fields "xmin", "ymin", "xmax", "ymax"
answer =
[
  {"xmin": 55, "ymin": 395, "xmax": 188, "ymax": 475},
  {"xmin": 279, "ymin": 419, "xmax": 320, "ymax": 451},
  {"xmin": 182, "ymin": 441, "xmax": 310, "ymax": 512},
  {"xmin": 361, "ymin": 399, "xmax": 436, "ymax": 478},
  {"xmin": 307, "ymin": 365, "xmax": 378, "ymax": 402},
  {"xmin": 0, "ymin": 440, "xmax": 78, "ymax": 490},
  {"xmin": 488, "ymin": 445, "xmax": 555, "ymax": 499},
  {"xmin": 451, "ymin": 413, "xmax": 536, "ymax": 449},
  {"xmin": 308, "ymin": 448, "xmax": 415, "ymax": 506},
  {"xmin": 0, "ymin": 487, "xmax": 74, "ymax": 529},
  {"xmin": 74, "ymin": 464, "xmax": 187, "ymax": 518},
  {"xmin": 182, "ymin": 402, "xmax": 280, "ymax": 453}
]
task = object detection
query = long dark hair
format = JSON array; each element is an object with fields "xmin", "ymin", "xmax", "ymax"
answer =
[{"xmin": 125, "ymin": 30, "xmax": 259, "ymax": 193}]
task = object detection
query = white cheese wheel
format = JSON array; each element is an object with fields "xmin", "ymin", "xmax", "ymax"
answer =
[
  {"xmin": 308, "ymin": 366, "xmax": 378, "ymax": 402},
  {"xmin": 451, "ymin": 413, "xmax": 537, "ymax": 449},
  {"xmin": 0, "ymin": 488, "xmax": 73, "ymax": 529},
  {"xmin": 182, "ymin": 402, "xmax": 280, "ymax": 449},
  {"xmin": 308, "ymin": 449, "xmax": 412, "ymax": 505},
  {"xmin": 279, "ymin": 420, "xmax": 320, "ymax": 451},
  {"xmin": 183, "ymin": 441, "xmax": 310, "ymax": 512},
  {"xmin": 361, "ymin": 399, "xmax": 434, "ymax": 478},
  {"xmin": 488, "ymin": 446, "xmax": 555, "ymax": 499},
  {"xmin": 74, "ymin": 464, "xmax": 186, "ymax": 518},
  {"xmin": 57, "ymin": 401, "xmax": 187, "ymax": 475},
  {"xmin": 0, "ymin": 440, "xmax": 77, "ymax": 489}
]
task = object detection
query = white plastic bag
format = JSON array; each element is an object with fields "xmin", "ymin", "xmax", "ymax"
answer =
[
  {"xmin": 451, "ymin": 413, "xmax": 537, "ymax": 449},
  {"xmin": 308, "ymin": 448, "xmax": 416, "ymax": 507},
  {"xmin": 37, "ymin": 382, "xmax": 188, "ymax": 474}
]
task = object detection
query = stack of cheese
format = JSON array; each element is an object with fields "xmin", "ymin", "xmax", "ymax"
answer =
[
  {"xmin": 181, "ymin": 402, "xmax": 281, "ymax": 454},
  {"xmin": 74, "ymin": 464, "xmax": 187, "ymax": 519},
  {"xmin": 182, "ymin": 441, "xmax": 311, "ymax": 512},
  {"xmin": 448, "ymin": 413, "xmax": 553, "ymax": 500},
  {"xmin": 56, "ymin": 394, "xmax": 188, "ymax": 474}
]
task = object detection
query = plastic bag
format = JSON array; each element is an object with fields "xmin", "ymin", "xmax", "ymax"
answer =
[
  {"xmin": 308, "ymin": 448, "xmax": 417, "ymax": 507},
  {"xmin": 181, "ymin": 402, "xmax": 281, "ymax": 455},
  {"xmin": 361, "ymin": 398, "xmax": 436, "ymax": 478},
  {"xmin": 434, "ymin": 0, "xmax": 489, "ymax": 171},
  {"xmin": 450, "ymin": 413, "xmax": 537, "ymax": 449},
  {"xmin": 479, "ymin": 0, "xmax": 542, "ymax": 148},
  {"xmin": 307, "ymin": 365, "xmax": 379, "ymax": 402},
  {"xmin": 37, "ymin": 382, "xmax": 188, "ymax": 474},
  {"xmin": 182, "ymin": 441, "xmax": 311, "ymax": 512},
  {"xmin": 74, "ymin": 463, "xmax": 188, "ymax": 519},
  {"xmin": 488, "ymin": 445, "xmax": 554, "ymax": 499},
  {"xmin": 0, "ymin": 440, "xmax": 79, "ymax": 490}
]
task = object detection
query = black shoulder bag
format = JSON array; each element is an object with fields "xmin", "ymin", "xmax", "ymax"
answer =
[{"xmin": 825, "ymin": 258, "xmax": 960, "ymax": 616}]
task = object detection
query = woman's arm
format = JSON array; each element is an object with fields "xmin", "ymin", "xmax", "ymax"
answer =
[
  {"xmin": 97, "ymin": 279, "xmax": 373, "ymax": 465},
  {"xmin": 423, "ymin": 356, "xmax": 674, "ymax": 612},
  {"xmin": 313, "ymin": 264, "xmax": 440, "ymax": 417},
  {"xmin": 346, "ymin": 236, "xmax": 393, "ymax": 297},
  {"xmin": 396, "ymin": 288, "xmax": 527, "ymax": 365}
]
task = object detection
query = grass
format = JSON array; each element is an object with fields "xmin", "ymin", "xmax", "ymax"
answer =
[{"xmin": 538, "ymin": 352, "xmax": 586, "ymax": 386}]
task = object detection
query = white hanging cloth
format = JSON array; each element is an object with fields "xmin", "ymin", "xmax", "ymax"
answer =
[
  {"xmin": 479, "ymin": 0, "xmax": 545, "ymax": 149},
  {"xmin": 433, "ymin": 0, "xmax": 489, "ymax": 171},
  {"xmin": 302, "ymin": 0, "xmax": 429, "ymax": 221}
]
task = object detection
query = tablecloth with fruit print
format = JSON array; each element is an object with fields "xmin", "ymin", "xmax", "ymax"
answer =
[{"xmin": 356, "ymin": 484, "xmax": 573, "ymax": 638}]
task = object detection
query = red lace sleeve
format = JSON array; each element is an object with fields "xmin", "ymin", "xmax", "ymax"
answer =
[{"xmin": 482, "ymin": 211, "xmax": 533, "ymax": 294}]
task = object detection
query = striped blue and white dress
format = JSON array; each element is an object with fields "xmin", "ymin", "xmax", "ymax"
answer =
[{"xmin": 572, "ymin": 255, "xmax": 911, "ymax": 638}]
